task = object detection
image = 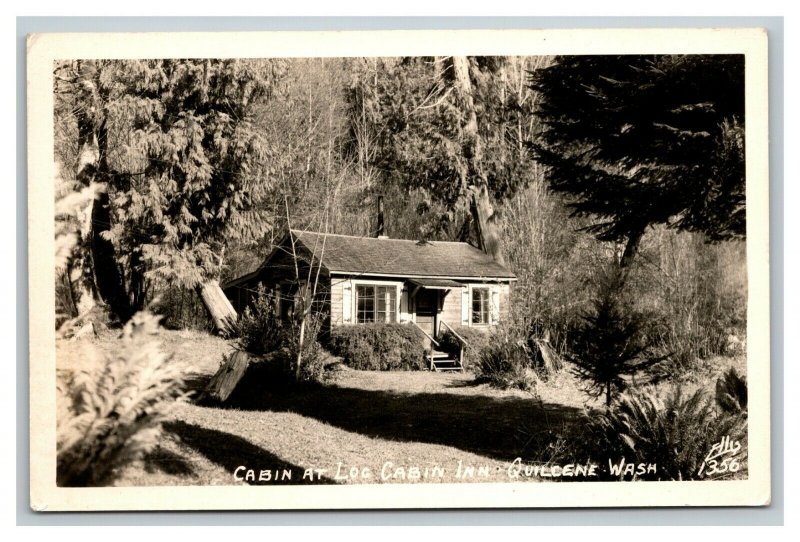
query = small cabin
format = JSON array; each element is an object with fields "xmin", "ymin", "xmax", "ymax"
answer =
[{"xmin": 223, "ymin": 230, "xmax": 516, "ymax": 371}]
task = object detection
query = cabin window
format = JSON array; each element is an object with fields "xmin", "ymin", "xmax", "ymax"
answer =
[
  {"xmin": 356, "ymin": 284, "xmax": 397, "ymax": 323},
  {"xmin": 471, "ymin": 287, "xmax": 490, "ymax": 325}
]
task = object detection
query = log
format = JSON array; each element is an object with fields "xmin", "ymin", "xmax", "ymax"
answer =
[
  {"xmin": 204, "ymin": 350, "xmax": 252, "ymax": 403},
  {"xmin": 534, "ymin": 338, "xmax": 563, "ymax": 376},
  {"xmin": 197, "ymin": 280, "xmax": 237, "ymax": 335}
]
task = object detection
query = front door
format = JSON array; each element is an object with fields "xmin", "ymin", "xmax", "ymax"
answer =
[{"xmin": 415, "ymin": 289, "xmax": 439, "ymax": 347}]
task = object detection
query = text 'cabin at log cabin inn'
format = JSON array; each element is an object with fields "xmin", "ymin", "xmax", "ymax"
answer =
[{"xmin": 223, "ymin": 229, "xmax": 516, "ymax": 372}]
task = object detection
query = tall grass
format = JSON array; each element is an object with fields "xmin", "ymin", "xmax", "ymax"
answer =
[{"xmin": 56, "ymin": 313, "xmax": 187, "ymax": 486}]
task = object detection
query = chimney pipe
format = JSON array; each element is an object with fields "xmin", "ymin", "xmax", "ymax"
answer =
[{"xmin": 376, "ymin": 195, "xmax": 385, "ymax": 238}]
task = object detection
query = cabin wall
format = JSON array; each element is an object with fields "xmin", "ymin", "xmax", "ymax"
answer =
[
  {"xmin": 330, "ymin": 276, "xmax": 347, "ymax": 326},
  {"xmin": 440, "ymin": 289, "xmax": 462, "ymax": 328},
  {"xmin": 327, "ymin": 276, "xmax": 513, "ymax": 331},
  {"xmin": 223, "ymin": 244, "xmax": 332, "ymax": 330}
]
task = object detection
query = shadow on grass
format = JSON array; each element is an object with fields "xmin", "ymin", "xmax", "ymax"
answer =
[
  {"xmin": 143, "ymin": 446, "xmax": 196, "ymax": 477},
  {"xmin": 223, "ymin": 370, "xmax": 584, "ymax": 462},
  {"xmin": 163, "ymin": 420, "xmax": 337, "ymax": 485},
  {"xmin": 443, "ymin": 378, "xmax": 482, "ymax": 389}
]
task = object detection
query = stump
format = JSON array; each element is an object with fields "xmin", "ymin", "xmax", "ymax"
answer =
[
  {"xmin": 204, "ymin": 350, "xmax": 253, "ymax": 403},
  {"xmin": 534, "ymin": 338, "xmax": 563, "ymax": 376}
]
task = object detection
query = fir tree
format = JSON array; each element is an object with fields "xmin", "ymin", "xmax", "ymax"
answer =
[
  {"xmin": 568, "ymin": 269, "xmax": 668, "ymax": 407},
  {"xmin": 529, "ymin": 55, "xmax": 745, "ymax": 271}
]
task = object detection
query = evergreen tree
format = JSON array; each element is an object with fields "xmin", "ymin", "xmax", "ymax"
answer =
[
  {"xmin": 568, "ymin": 269, "xmax": 668, "ymax": 407},
  {"xmin": 54, "ymin": 59, "xmax": 285, "ymax": 321},
  {"xmin": 346, "ymin": 57, "xmax": 549, "ymax": 258},
  {"xmin": 529, "ymin": 55, "xmax": 745, "ymax": 271}
]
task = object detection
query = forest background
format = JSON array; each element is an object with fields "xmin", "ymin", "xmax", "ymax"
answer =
[{"xmin": 52, "ymin": 55, "xmax": 747, "ymax": 370}]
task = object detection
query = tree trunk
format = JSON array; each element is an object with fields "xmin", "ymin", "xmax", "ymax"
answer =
[
  {"xmin": 91, "ymin": 187, "xmax": 131, "ymax": 320},
  {"xmin": 197, "ymin": 280, "xmax": 237, "ymax": 335},
  {"xmin": 71, "ymin": 63, "xmax": 102, "ymax": 315},
  {"xmin": 617, "ymin": 228, "xmax": 645, "ymax": 286},
  {"xmin": 72, "ymin": 59, "xmax": 131, "ymax": 322},
  {"xmin": 470, "ymin": 185, "xmax": 505, "ymax": 266},
  {"xmin": 620, "ymin": 229, "xmax": 644, "ymax": 270},
  {"xmin": 452, "ymin": 56, "xmax": 506, "ymax": 265},
  {"xmin": 127, "ymin": 248, "xmax": 147, "ymax": 316},
  {"xmin": 295, "ymin": 318, "xmax": 306, "ymax": 381}
]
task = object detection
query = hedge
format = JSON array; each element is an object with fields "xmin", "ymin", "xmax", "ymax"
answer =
[{"xmin": 328, "ymin": 323, "xmax": 427, "ymax": 371}]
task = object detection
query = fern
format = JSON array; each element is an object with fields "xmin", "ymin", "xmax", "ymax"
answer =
[
  {"xmin": 584, "ymin": 386, "xmax": 747, "ymax": 480},
  {"xmin": 56, "ymin": 312, "xmax": 187, "ymax": 486},
  {"xmin": 715, "ymin": 367, "xmax": 748, "ymax": 414}
]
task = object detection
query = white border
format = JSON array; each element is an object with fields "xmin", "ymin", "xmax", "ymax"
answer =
[{"xmin": 27, "ymin": 28, "xmax": 770, "ymax": 511}]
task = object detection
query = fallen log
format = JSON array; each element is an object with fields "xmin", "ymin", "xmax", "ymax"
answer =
[
  {"xmin": 197, "ymin": 280, "xmax": 237, "ymax": 336},
  {"xmin": 204, "ymin": 350, "xmax": 253, "ymax": 403}
]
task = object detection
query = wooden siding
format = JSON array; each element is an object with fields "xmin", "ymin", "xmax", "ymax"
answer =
[
  {"xmin": 330, "ymin": 277, "xmax": 347, "ymax": 326},
  {"xmin": 439, "ymin": 288, "xmax": 462, "ymax": 329}
]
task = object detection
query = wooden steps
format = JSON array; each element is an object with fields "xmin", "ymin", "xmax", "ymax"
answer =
[{"xmin": 427, "ymin": 350, "xmax": 463, "ymax": 372}]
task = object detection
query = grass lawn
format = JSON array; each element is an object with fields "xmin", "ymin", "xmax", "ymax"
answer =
[{"xmin": 56, "ymin": 328, "xmax": 745, "ymax": 486}]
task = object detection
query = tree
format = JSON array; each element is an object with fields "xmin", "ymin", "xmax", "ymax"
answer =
[
  {"xmin": 54, "ymin": 59, "xmax": 285, "ymax": 323},
  {"xmin": 529, "ymin": 55, "xmax": 745, "ymax": 274},
  {"xmin": 347, "ymin": 56, "xmax": 550, "ymax": 261},
  {"xmin": 568, "ymin": 268, "xmax": 668, "ymax": 407}
]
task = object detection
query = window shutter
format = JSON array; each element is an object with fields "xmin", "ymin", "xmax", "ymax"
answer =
[
  {"xmin": 461, "ymin": 287, "xmax": 470, "ymax": 325},
  {"xmin": 490, "ymin": 286, "xmax": 500, "ymax": 325},
  {"xmin": 400, "ymin": 287, "xmax": 410, "ymax": 323},
  {"xmin": 342, "ymin": 280, "xmax": 352, "ymax": 323}
]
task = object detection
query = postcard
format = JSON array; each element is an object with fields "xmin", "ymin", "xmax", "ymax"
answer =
[{"xmin": 27, "ymin": 28, "xmax": 770, "ymax": 511}]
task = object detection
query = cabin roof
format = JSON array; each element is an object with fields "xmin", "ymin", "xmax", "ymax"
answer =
[{"xmin": 288, "ymin": 230, "xmax": 516, "ymax": 280}]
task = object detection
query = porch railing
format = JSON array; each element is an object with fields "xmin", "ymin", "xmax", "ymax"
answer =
[
  {"xmin": 412, "ymin": 321, "xmax": 440, "ymax": 348},
  {"xmin": 438, "ymin": 320, "xmax": 465, "ymax": 369}
]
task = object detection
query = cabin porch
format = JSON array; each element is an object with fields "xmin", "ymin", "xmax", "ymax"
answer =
[{"xmin": 406, "ymin": 279, "xmax": 468, "ymax": 372}]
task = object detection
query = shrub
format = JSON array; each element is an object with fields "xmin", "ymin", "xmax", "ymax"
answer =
[
  {"xmin": 328, "ymin": 323, "xmax": 426, "ymax": 371},
  {"xmin": 283, "ymin": 313, "xmax": 330, "ymax": 383},
  {"xmin": 233, "ymin": 286, "xmax": 286, "ymax": 357},
  {"xmin": 575, "ymin": 386, "xmax": 747, "ymax": 481},
  {"xmin": 439, "ymin": 326, "xmax": 495, "ymax": 369},
  {"xmin": 715, "ymin": 367, "xmax": 748, "ymax": 414},
  {"xmin": 474, "ymin": 336, "xmax": 537, "ymax": 392},
  {"xmin": 56, "ymin": 312, "xmax": 186, "ymax": 486}
]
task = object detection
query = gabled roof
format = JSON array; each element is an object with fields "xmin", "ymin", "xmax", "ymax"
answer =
[{"xmin": 288, "ymin": 230, "xmax": 516, "ymax": 280}]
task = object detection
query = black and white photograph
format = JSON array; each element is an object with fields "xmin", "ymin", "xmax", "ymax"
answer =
[{"xmin": 27, "ymin": 28, "xmax": 771, "ymax": 510}]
